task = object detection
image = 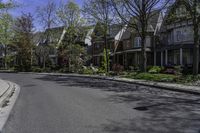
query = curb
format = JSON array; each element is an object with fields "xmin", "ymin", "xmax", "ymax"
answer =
[
  {"xmin": 18, "ymin": 72, "xmax": 200, "ymax": 95},
  {"xmin": 56, "ymin": 74, "xmax": 200, "ymax": 95},
  {"xmin": 0, "ymin": 80, "xmax": 20, "ymax": 133},
  {"xmin": 1, "ymin": 71, "xmax": 200, "ymax": 95}
]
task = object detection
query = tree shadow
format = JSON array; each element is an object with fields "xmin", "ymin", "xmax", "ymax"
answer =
[{"xmin": 35, "ymin": 75, "xmax": 200, "ymax": 133}]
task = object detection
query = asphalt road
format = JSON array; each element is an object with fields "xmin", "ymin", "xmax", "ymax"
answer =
[{"xmin": 1, "ymin": 73, "xmax": 200, "ymax": 133}]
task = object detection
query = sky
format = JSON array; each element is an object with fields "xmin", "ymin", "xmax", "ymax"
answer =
[{"xmin": 1, "ymin": 0, "xmax": 84, "ymax": 30}]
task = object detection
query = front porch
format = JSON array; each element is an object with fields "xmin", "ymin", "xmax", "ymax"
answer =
[
  {"xmin": 156, "ymin": 48, "xmax": 194, "ymax": 66},
  {"xmin": 113, "ymin": 48, "xmax": 153, "ymax": 69}
]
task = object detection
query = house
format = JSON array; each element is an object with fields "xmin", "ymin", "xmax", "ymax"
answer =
[
  {"xmin": 34, "ymin": 28, "xmax": 62, "ymax": 66},
  {"xmin": 113, "ymin": 11, "xmax": 163, "ymax": 69},
  {"xmin": 34, "ymin": 26, "xmax": 92, "ymax": 67},
  {"xmin": 0, "ymin": 44, "xmax": 17, "ymax": 68},
  {"xmin": 157, "ymin": 0, "xmax": 196, "ymax": 67},
  {"xmin": 0, "ymin": 44, "xmax": 4, "ymax": 67},
  {"xmin": 91, "ymin": 23, "xmax": 123, "ymax": 67}
]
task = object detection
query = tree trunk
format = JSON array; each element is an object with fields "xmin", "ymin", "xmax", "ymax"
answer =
[
  {"xmin": 4, "ymin": 46, "xmax": 7, "ymax": 69},
  {"xmin": 193, "ymin": 23, "xmax": 199, "ymax": 75},
  {"xmin": 43, "ymin": 56, "xmax": 46, "ymax": 69},
  {"xmin": 104, "ymin": 35, "xmax": 109, "ymax": 73},
  {"xmin": 141, "ymin": 36, "xmax": 147, "ymax": 72}
]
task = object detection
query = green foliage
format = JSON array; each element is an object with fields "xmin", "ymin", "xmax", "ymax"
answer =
[
  {"xmin": 59, "ymin": 43, "xmax": 89, "ymax": 73},
  {"xmin": 13, "ymin": 13, "xmax": 34, "ymax": 72},
  {"xmin": 57, "ymin": 1, "xmax": 83, "ymax": 28},
  {"xmin": 101, "ymin": 48, "xmax": 110, "ymax": 73},
  {"xmin": 0, "ymin": 12, "xmax": 14, "ymax": 69},
  {"xmin": 82, "ymin": 67, "xmax": 94, "ymax": 75},
  {"xmin": 135, "ymin": 73, "xmax": 177, "ymax": 82},
  {"xmin": 176, "ymin": 75, "xmax": 200, "ymax": 83},
  {"xmin": 123, "ymin": 72, "xmax": 178, "ymax": 82},
  {"xmin": 4, "ymin": 55, "xmax": 15, "ymax": 68},
  {"xmin": 174, "ymin": 66, "xmax": 183, "ymax": 74},
  {"xmin": 129, "ymin": 65, "xmax": 140, "ymax": 72},
  {"xmin": 31, "ymin": 66, "xmax": 43, "ymax": 73},
  {"xmin": 58, "ymin": 67, "xmax": 70, "ymax": 73},
  {"xmin": 148, "ymin": 66, "xmax": 163, "ymax": 74},
  {"xmin": 97, "ymin": 67, "xmax": 106, "ymax": 74},
  {"xmin": 30, "ymin": 66, "xmax": 52, "ymax": 73}
]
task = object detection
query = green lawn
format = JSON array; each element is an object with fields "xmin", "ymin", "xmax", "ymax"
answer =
[{"xmin": 123, "ymin": 72, "xmax": 178, "ymax": 82}]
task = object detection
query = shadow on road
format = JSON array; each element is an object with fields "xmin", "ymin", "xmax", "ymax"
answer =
[{"xmin": 36, "ymin": 75, "xmax": 200, "ymax": 133}]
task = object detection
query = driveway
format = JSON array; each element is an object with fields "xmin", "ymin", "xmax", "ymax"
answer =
[{"xmin": 1, "ymin": 73, "xmax": 200, "ymax": 133}]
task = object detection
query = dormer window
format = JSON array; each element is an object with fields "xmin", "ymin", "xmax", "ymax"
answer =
[{"xmin": 176, "ymin": 5, "xmax": 187, "ymax": 17}]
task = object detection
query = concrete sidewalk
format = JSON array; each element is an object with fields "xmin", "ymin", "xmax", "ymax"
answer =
[
  {"xmin": 0, "ymin": 79, "xmax": 20, "ymax": 133},
  {"xmin": 0, "ymin": 80, "xmax": 10, "ymax": 98}
]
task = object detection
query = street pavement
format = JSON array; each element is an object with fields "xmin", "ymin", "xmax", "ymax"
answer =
[{"xmin": 0, "ymin": 73, "xmax": 200, "ymax": 133}]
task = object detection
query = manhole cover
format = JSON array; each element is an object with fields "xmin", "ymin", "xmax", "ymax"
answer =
[{"xmin": 134, "ymin": 106, "xmax": 148, "ymax": 111}]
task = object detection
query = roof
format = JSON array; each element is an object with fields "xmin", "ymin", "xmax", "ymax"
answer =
[
  {"xmin": 33, "ymin": 32, "xmax": 44, "ymax": 46},
  {"xmin": 85, "ymin": 28, "xmax": 94, "ymax": 46},
  {"xmin": 121, "ymin": 27, "xmax": 132, "ymax": 40},
  {"xmin": 119, "ymin": 11, "xmax": 162, "ymax": 40},
  {"xmin": 108, "ymin": 24, "xmax": 124, "ymax": 38}
]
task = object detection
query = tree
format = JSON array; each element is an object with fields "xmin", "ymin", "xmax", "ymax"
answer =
[
  {"xmin": 37, "ymin": 0, "xmax": 57, "ymax": 30},
  {"xmin": 83, "ymin": 0, "xmax": 118, "ymax": 73},
  {"xmin": 0, "ymin": 0, "xmax": 14, "ymax": 10},
  {"xmin": 111, "ymin": 0, "xmax": 170, "ymax": 72},
  {"xmin": 36, "ymin": 0, "xmax": 57, "ymax": 69},
  {"xmin": 13, "ymin": 13, "xmax": 34, "ymax": 71},
  {"xmin": 57, "ymin": 0, "xmax": 84, "ymax": 72},
  {"xmin": 183, "ymin": 0, "xmax": 200, "ymax": 75},
  {"xmin": 0, "ymin": 12, "xmax": 14, "ymax": 69}
]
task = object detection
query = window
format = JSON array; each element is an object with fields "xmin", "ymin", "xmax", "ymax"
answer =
[
  {"xmin": 176, "ymin": 30, "xmax": 182, "ymax": 42},
  {"xmin": 145, "ymin": 36, "xmax": 151, "ymax": 47},
  {"xmin": 176, "ymin": 6, "xmax": 187, "ymax": 17},
  {"xmin": 168, "ymin": 32, "xmax": 174, "ymax": 44},
  {"xmin": 134, "ymin": 37, "xmax": 141, "ymax": 47},
  {"xmin": 96, "ymin": 44, "xmax": 100, "ymax": 49}
]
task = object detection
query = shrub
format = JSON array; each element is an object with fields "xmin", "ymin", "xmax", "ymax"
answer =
[
  {"xmin": 148, "ymin": 66, "xmax": 162, "ymax": 74},
  {"xmin": 58, "ymin": 67, "xmax": 70, "ymax": 73},
  {"xmin": 97, "ymin": 67, "xmax": 106, "ymax": 74},
  {"xmin": 112, "ymin": 64, "xmax": 124, "ymax": 74},
  {"xmin": 129, "ymin": 65, "xmax": 140, "ymax": 72},
  {"xmin": 147, "ymin": 66, "xmax": 153, "ymax": 71},
  {"xmin": 82, "ymin": 67, "xmax": 94, "ymax": 75},
  {"xmin": 177, "ymin": 75, "xmax": 200, "ymax": 83},
  {"xmin": 163, "ymin": 68, "xmax": 176, "ymax": 74},
  {"xmin": 134, "ymin": 73, "xmax": 177, "ymax": 82},
  {"xmin": 174, "ymin": 66, "xmax": 183, "ymax": 74},
  {"xmin": 43, "ymin": 67, "xmax": 51, "ymax": 73},
  {"xmin": 31, "ymin": 67, "xmax": 43, "ymax": 72},
  {"xmin": 182, "ymin": 65, "xmax": 193, "ymax": 75}
]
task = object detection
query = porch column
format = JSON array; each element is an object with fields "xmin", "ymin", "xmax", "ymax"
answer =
[
  {"xmin": 135, "ymin": 52, "xmax": 138, "ymax": 65},
  {"xmin": 117, "ymin": 54, "xmax": 119, "ymax": 64},
  {"xmin": 154, "ymin": 52, "xmax": 157, "ymax": 66},
  {"xmin": 124, "ymin": 52, "xmax": 127, "ymax": 69},
  {"xmin": 165, "ymin": 49, "xmax": 168, "ymax": 65},
  {"xmin": 161, "ymin": 51, "xmax": 163, "ymax": 66},
  {"xmin": 123, "ymin": 54, "xmax": 125, "ymax": 66},
  {"xmin": 180, "ymin": 48, "xmax": 183, "ymax": 65}
]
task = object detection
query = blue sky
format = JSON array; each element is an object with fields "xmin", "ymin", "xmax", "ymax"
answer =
[{"xmin": 2, "ymin": 0, "xmax": 83, "ymax": 30}]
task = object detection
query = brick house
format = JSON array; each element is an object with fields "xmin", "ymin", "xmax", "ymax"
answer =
[
  {"xmin": 113, "ymin": 11, "xmax": 163, "ymax": 69},
  {"xmin": 91, "ymin": 23, "xmax": 123, "ymax": 67},
  {"xmin": 156, "ymin": 0, "xmax": 198, "ymax": 67}
]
